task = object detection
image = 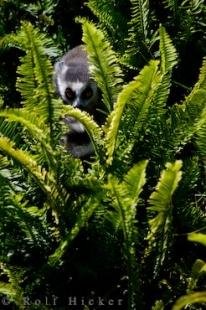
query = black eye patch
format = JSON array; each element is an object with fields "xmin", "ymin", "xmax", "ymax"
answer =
[
  {"xmin": 65, "ymin": 87, "xmax": 76, "ymax": 101},
  {"xmin": 81, "ymin": 87, "xmax": 93, "ymax": 100}
]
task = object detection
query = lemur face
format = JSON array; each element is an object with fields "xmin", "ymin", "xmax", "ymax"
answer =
[
  {"xmin": 56, "ymin": 77, "xmax": 98, "ymax": 111},
  {"xmin": 54, "ymin": 45, "xmax": 99, "ymax": 112}
]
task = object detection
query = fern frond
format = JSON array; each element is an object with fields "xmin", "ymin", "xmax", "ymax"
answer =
[
  {"xmin": 152, "ymin": 300, "xmax": 164, "ymax": 310},
  {"xmin": 172, "ymin": 292, "xmax": 206, "ymax": 310},
  {"xmin": 122, "ymin": 0, "xmax": 150, "ymax": 66},
  {"xmin": 108, "ymin": 160, "xmax": 148, "ymax": 236},
  {"xmin": 0, "ymin": 24, "xmax": 58, "ymax": 58},
  {"xmin": 0, "ymin": 155, "xmax": 10, "ymax": 169},
  {"xmin": 0, "ymin": 168, "xmax": 52, "ymax": 253},
  {"xmin": 188, "ymin": 57, "xmax": 206, "ymax": 97},
  {"xmin": 124, "ymin": 160, "xmax": 148, "ymax": 202},
  {"xmin": 187, "ymin": 0, "xmax": 205, "ymax": 14},
  {"xmin": 163, "ymin": 0, "xmax": 179, "ymax": 17},
  {"xmin": 0, "ymin": 116, "xmax": 20, "ymax": 142},
  {"xmin": 148, "ymin": 27, "xmax": 177, "ymax": 112},
  {"xmin": 87, "ymin": 0, "xmax": 128, "ymax": 50},
  {"xmin": 48, "ymin": 196, "xmax": 100, "ymax": 266},
  {"xmin": 187, "ymin": 259, "xmax": 206, "ymax": 292},
  {"xmin": 80, "ymin": 19, "xmax": 123, "ymax": 112},
  {"xmin": 0, "ymin": 136, "xmax": 66, "ymax": 218},
  {"xmin": 12, "ymin": 204, "xmax": 49, "ymax": 247},
  {"xmin": 0, "ymin": 109, "xmax": 57, "ymax": 166},
  {"xmin": 146, "ymin": 161, "xmax": 182, "ymax": 278},
  {"xmin": 61, "ymin": 105, "xmax": 104, "ymax": 158},
  {"xmin": 139, "ymin": 28, "xmax": 178, "ymax": 162},
  {"xmin": 7, "ymin": 22, "xmax": 59, "ymax": 146},
  {"xmin": 107, "ymin": 160, "xmax": 148, "ymax": 307},
  {"xmin": 0, "ymin": 264, "xmax": 25, "ymax": 310},
  {"xmin": 180, "ymin": 0, "xmax": 205, "ymax": 20},
  {"xmin": 0, "ymin": 136, "xmax": 53, "ymax": 199},
  {"xmin": 149, "ymin": 161, "xmax": 182, "ymax": 211},
  {"xmin": 0, "ymin": 283, "xmax": 17, "ymax": 298},
  {"xmin": 163, "ymin": 0, "xmax": 206, "ymax": 40},
  {"xmin": 128, "ymin": 0, "xmax": 149, "ymax": 42},
  {"xmin": 0, "ymin": 171, "xmax": 17, "ymax": 206},
  {"xmin": 0, "ymin": 109, "xmax": 47, "ymax": 139},
  {"xmin": 105, "ymin": 80, "xmax": 141, "ymax": 164},
  {"xmin": 105, "ymin": 60, "xmax": 160, "ymax": 165},
  {"xmin": 159, "ymin": 25, "xmax": 178, "ymax": 74},
  {"xmin": 188, "ymin": 232, "xmax": 206, "ymax": 246},
  {"xmin": 168, "ymin": 58, "xmax": 206, "ymax": 156},
  {"xmin": 172, "ymin": 156, "xmax": 206, "ymax": 231}
]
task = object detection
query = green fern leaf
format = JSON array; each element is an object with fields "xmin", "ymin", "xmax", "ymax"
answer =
[
  {"xmin": 124, "ymin": 160, "xmax": 148, "ymax": 202},
  {"xmin": 107, "ymin": 160, "xmax": 148, "ymax": 307},
  {"xmin": 128, "ymin": 0, "xmax": 149, "ymax": 42},
  {"xmin": 0, "ymin": 264, "xmax": 25, "ymax": 310},
  {"xmin": 123, "ymin": 0, "xmax": 150, "ymax": 66},
  {"xmin": 188, "ymin": 57, "xmax": 206, "ymax": 98},
  {"xmin": 172, "ymin": 292, "xmax": 206, "ymax": 310},
  {"xmin": 163, "ymin": 0, "xmax": 179, "ymax": 14},
  {"xmin": 8, "ymin": 22, "xmax": 59, "ymax": 146},
  {"xmin": 187, "ymin": 259, "xmax": 206, "ymax": 292},
  {"xmin": 156, "ymin": 25, "xmax": 177, "ymax": 108},
  {"xmin": 146, "ymin": 161, "xmax": 182, "ymax": 277},
  {"xmin": 188, "ymin": 232, "xmax": 206, "ymax": 246},
  {"xmin": 48, "ymin": 196, "xmax": 100, "ymax": 266},
  {"xmin": 108, "ymin": 160, "xmax": 148, "ymax": 237},
  {"xmin": 0, "ymin": 136, "xmax": 65, "ymax": 218},
  {"xmin": 87, "ymin": 0, "xmax": 116, "ymax": 30},
  {"xmin": 152, "ymin": 300, "xmax": 164, "ymax": 310},
  {"xmin": 168, "ymin": 58, "xmax": 206, "ymax": 156},
  {"xmin": 141, "ymin": 28, "xmax": 177, "ymax": 161},
  {"xmin": 80, "ymin": 19, "xmax": 123, "ymax": 112},
  {"xmin": 149, "ymin": 161, "xmax": 182, "ymax": 211},
  {"xmin": 87, "ymin": 0, "xmax": 128, "ymax": 50},
  {"xmin": 0, "ymin": 136, "xmax": 52, "ymax": 197},
  {"xmin": 0, "ymin": 283, "xmax": 16, "ymax": 297},
  {"xmin": 105, "ymin": 60, "xmax": 160, "ymax": 165},
  {"xmin": 0, "ymin": 283, "xmax": 24, "ymax": 309},
  {"xmin": 0, "ymin": 109, "xmax": 54, "ymax": 156},
  {"xmin": 159, "ymin": 25, "xmax": 178, "ymax": 74}
]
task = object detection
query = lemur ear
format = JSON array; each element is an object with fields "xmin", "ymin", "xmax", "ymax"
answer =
[{"xmin": 54, "ymin": 61, "xmax": 64, "ymax": 73}]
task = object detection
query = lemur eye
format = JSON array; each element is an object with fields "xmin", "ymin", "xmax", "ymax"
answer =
[
  {"xmin": 82, "ymin": 87, "xmax": 93, "ymax": 99},
  {"xmin": 65, "ymin": 87, "xmax": 75, "ymax": 100}
]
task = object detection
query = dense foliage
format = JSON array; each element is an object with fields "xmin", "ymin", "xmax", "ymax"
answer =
[{"xmin": 0, "ymin": 1, "xmax": 206, "ymax": 309}]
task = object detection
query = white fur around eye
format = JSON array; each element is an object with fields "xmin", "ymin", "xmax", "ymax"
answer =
[{"xmin": 57, "ymin": 76, "xmax": 69, "ymax": 102}]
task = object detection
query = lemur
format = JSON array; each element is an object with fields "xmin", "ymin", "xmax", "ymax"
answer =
[{"xmin": 54, "ymin": 45, "xmax": 102, "ymax": 159}]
